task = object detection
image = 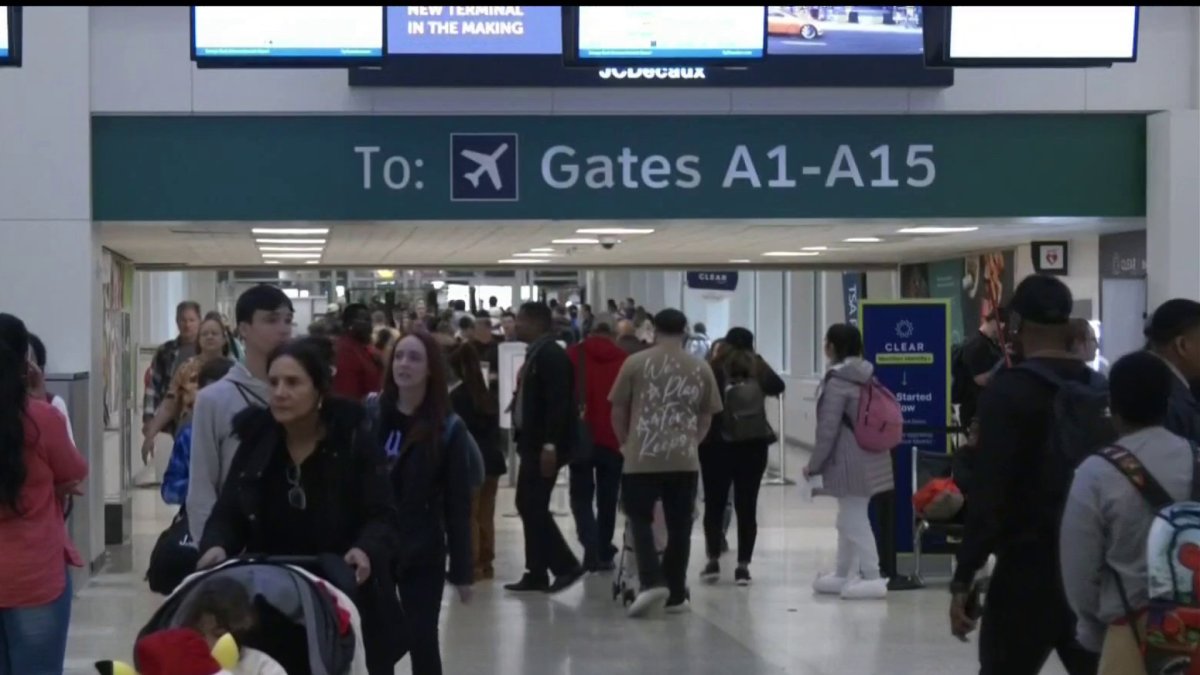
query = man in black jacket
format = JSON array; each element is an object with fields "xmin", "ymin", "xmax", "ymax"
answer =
[
  {"xmin": 1145, "ymin": 298, "xmax": 1200, "ymax": 443},
  {"xmin": 948, "ymin": 275, "xmax": 1102, "ymax": 675},
  {"xmin": 505, "ymin": 302, "xmax": 585, "ymax": 593}
]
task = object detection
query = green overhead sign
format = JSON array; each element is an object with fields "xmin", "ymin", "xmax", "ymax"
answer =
[{"xmin": 91, "ymin": 114, "xmax": 1145, "ymax": 221}]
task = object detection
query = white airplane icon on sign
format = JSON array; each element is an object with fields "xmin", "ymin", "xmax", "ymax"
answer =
[{"xmin": 461, "ymin": 143, "xmax": 509, "ymax": 190}]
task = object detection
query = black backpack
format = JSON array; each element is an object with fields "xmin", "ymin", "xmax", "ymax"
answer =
[
  {"xmin": 1019, "ymin": 360, "xmax": 1116, "ymax": 499},
  {"xmin": 950, "ymin": 343, "xmax": 970, "ymax": 405},
  {"xmin": 721, "ymin": 374, "xmax": 773, "ymax": 443}
]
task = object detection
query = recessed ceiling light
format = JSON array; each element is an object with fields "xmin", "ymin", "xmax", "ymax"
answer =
[
  {"xmin": 498, "ymin": 259, "xmax": 551, "ymax": 264},
  {"xmin": 511, "ymin": 252, "xmax": 562, "ymax": 258},
  {"xmin": 258, "ymin": 246, "xmax": 324, "ymax": 252},
  {"xmin": 762, "ymin": 251, "xmax": 820, "ymax": 257},
  {"xmin": 897, "ymin": 226, "xmax": 980, "ymax": 234},
  {"xmin": 730, "ymin": 259, "xmax": 752, "ymax": 263},
  {"xmin": 529, "ymin": 248, "xmax": 556, "ymax": 253},
  {"xmin": 251, "ymin": 228, "xmax": 330, "ymax": 235},
  {"xmin": 263, "ymin": 260, "xmax": 282, "ymax": 265},
  {"xmin": 552, "ymin": 238, "xmax": 601, "ymax": 245},
  {"xmin": 261, "ymin": 252, "xmax": 322, "ymax": 259},
  {"xmin": 843, "ymin": 237, "xmax": 883, "ymax": 243},
  {"xmin": 305, "ymin": 260, "xmax": 319, "ymax": 265},
  {"xmin": 802, "ymin": 246, "xmax": 828, "ymax": 251},
  {"xmin": 256, "ymin": 238, "xmax": 327, "ymax": 245},
  {"xmin": 575, "ymin": 228, "xmax": 655, "ymax": 235}
]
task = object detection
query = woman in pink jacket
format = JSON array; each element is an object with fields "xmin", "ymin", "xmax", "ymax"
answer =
[{"xmin": 0, "ymin": 313, "xmax": 88, "ymax": 675}]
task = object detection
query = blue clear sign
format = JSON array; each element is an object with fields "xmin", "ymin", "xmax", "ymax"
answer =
[
  {"xmin": 860, "ymin": 300, "xmax": 951, "ymax": 554},
  {"xmin": 686, "ymin": 271, "xmax": 739, "ymax": 292}
]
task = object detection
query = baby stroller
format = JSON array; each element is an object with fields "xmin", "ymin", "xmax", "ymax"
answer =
[
  {"xmin": 136, "ymin": 555, "xmax": 369, "ymax": 675},
  {"xmin": 613, "ymin": 500, "xmax": 669, "ymax": 607}
]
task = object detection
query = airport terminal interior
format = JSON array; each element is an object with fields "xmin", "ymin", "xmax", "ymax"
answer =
[{"xmin": 1, "ymin": 5, "xmax": 1199, "ymax": 675}]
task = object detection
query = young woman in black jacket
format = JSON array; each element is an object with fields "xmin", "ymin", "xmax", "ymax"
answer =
[
  {"xmin": 377, "ymin": 331, "xmax": 478, "ymax": 675},
  {"xmin": 195, "ymin": 337, "xmax": 401, "ymax": 675},
  {"xmin": 447, "ymin": 342, "xmax": 506, "ymax": 581},
  {"xmin": 698, "ymin": 327, "xmax": 786, "ymax": 586}
]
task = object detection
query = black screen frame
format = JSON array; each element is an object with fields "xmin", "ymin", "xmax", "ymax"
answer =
[
  {"xmin": 1, "ymin": 6, "xmax": 22, "ymax": 68},
  {"xmin": 925, "ymin": 5, "xmax": 1139, "ymax": 69},
  {"xmin": 190, "ymin": 6, "xmax": 387, "ymax": 69},
  {"xmin": 561, "ymin": 5, "xmax": 768, "ymax": 68},
  {"xmin": 353, "ymin": 4, "xmax": 950, "ymax": 88}
]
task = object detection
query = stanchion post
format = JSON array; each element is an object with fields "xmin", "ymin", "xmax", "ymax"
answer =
[{"xmin": 763, "ymin": 394, "xmax": 795, "ymax": 486}]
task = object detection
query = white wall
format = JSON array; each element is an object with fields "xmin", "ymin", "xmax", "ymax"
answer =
[
  {"xmin": 1013, "ymin": 235, "xmax": 1101, "ymax": 319},
  {"xmin": 89, "ymin": 6, "xmax": 1198, "ymax": 115},
  {"xmin": 0, "ymin": 6, "xmax": 106, "ymax": 572}
]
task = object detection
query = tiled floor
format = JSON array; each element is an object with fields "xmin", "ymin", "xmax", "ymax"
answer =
[{"xmin": 66, "ymin": 476, "xmax": 1069, "ymax": 675}]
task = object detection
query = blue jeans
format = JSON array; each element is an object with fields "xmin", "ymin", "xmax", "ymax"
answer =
[
  {"xmin": 569, "ymin": 448, "xmax": 624, "ymax": 566},
  {"xmin": 0, "ymin": 569, "xmax": 73, "ymax": 675}
]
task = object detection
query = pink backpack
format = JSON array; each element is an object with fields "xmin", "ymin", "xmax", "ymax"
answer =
[{"xmin": 849, "ymin": 377, "xmax": 904, "ymax": 454}]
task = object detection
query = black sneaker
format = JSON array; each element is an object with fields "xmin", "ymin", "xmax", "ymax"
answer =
[
  {"xmin": 735, "ymin": 566, "xmax": 752, "ymax": 586},
  {"xmin": 701, "ymin": 560, "xmax": 720, "ymax": 584},
  {"xmin": 504, "ymin": 575, "xmax": 550, "ymax": 593},
  {"xmin": 548, "ymin": 566, "xmax": 586, "ymax": 594}
]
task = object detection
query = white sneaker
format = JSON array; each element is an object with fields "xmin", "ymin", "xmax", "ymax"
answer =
[
  {"xmin": 627, "ymin": 587, "xmax": 670, "ymax": 618},
  {"xmin": 812, "ymin": 573, "xmax": 849, "ymax": 595},
  {"xmin": 840, "ymin": 576, "xmax": 888, "ymax": 600}
]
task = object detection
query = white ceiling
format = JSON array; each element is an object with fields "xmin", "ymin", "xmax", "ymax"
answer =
[{"xmin": 99, "ymin": 217, "xmax": 1142, "ymax": 269}]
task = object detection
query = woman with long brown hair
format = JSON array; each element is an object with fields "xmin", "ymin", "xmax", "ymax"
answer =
[
  {"xmin": 447, "ymin": 342, "xmax": 505, "ymax": 581},
  {"xmin": 376, "ymin": 331, "xmax": 480, "ymax": 675}
]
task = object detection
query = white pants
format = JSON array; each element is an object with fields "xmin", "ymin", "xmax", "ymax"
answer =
[{"xmin": 836, "ymin": 496, "xmax": 881, "ymax": 580}]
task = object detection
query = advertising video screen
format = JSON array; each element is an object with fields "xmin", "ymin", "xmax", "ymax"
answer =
[
  {"xmin": 387, "ymin": 6, "xmax": 561, "ymax": 55},
  {"xmin": 767, "ymin": 6, "xmax": 923, "ymax": 56},
  {"xmin": 0, "ymin": 7, "xmax": 10, "ymax": 61},
  {"xmin": 192, "ymin": 6, "xmax": 384, "ymax": 63},
  {"xmin": 948, "ymin": 6, "xmax": 1137, "ymax": 61},
  {"xmin": 574, "ymin": 6, "xmax": 766, "ymax": 61}
]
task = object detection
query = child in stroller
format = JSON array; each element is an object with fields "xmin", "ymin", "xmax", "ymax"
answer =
[{"xmin": 100, "ymin": 556, "xmax": 370, "ymax": 675}]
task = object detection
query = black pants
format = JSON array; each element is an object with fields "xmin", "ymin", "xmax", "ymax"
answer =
[
  {"xmin": 396, "ymin": 563, "xmax": 446, "ymax": 675},
  {"xmin": 621, "ymin": 471, "xmax": 698, "ymax": 599},
  {"xmin": 978, "ymin": 548, "xmax": 1098, "ymax": 675},
  {"xmin": 569, "ymin": 448, "xmax": 624, "ymax": 566},
  {"xmin": 516, "ymin": 456, "xmax": 580, "ymax": 582},
  {"xmin": 699, "ymin": 441, "xmax": 768, "ymax": 563}
]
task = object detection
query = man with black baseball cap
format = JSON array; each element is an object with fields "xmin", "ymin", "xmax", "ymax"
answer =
[
  {"xmin": 949, "ymin": 274, "xmax": 1106, "ymax": 675},
  {"xmin": 1144, "ymin": 298, "xmax": 1200, "ymax": 443}
]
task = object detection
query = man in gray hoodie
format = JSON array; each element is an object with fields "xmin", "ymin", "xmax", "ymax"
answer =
[
  {"xmin": 186, "ymin": 285, "xmax": 294, "ymax": 541},
  {"xmin": 1060, "ymin": 350, "xmax": 1195, "ymax": 661}
]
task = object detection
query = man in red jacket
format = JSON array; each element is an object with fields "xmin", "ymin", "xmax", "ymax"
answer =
[
  {"xmin": 566, "ymin": 322, "xmax": 628, "ymax": 571},
  {"xmin": 332, "ymin": 303, "xmax": 383, "ymax": 401}
]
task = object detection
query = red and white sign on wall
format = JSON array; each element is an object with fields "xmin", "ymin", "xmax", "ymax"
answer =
[{"xmin": 1032, "ymin": 241, "xmax": 1069, "ymax": 276}]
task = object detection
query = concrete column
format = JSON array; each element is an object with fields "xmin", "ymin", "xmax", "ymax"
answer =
[
  {"xmin": 1146, "ymin": 110, "xmax": 1200, "ymax": 307},
  {"xmin": 0, "ymin": 7, "xmax": 103, "ymax": 576}
]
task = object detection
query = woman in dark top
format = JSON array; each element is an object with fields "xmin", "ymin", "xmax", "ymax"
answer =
[
  {"xmin": 377, "ymin": 331, "xmax": 477, "ymax": 675},
  {"xmin": 196, "ymin": 337, "xmax": 400, "ymax": 675},
  {"xmin": 447, "ymin": 342, "xmax": 506, "ymax": 581},
  {"xmin": 698, "ymin": 327, "xmax": 786, "ymax": 587}
]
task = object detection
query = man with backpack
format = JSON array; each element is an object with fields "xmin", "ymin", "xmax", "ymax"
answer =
[
  {"xmin": 949, "ymin": 274, "xmax": 1112, "ymax": 675},
  {"xmin": 1059, "ymin": 351, "xmax": 1195, "ymax": 674}
]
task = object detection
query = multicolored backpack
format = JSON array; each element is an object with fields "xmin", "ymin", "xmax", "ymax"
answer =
[{"xmin": 1097, "ymin": 443, "xmax": 1200, "ymax": 674}]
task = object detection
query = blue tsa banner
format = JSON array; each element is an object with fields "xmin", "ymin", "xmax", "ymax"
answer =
[
  {"xmin": 686, "ymin": 271, "xmax": 739, "ymax": 292},
  {"xmin": 859, "ymin": 299, "xmax": 951, "ymax": 554}
]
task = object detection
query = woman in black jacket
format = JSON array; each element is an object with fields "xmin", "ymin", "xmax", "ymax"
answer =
[
  {"xmin": 447, "ymin": 342, "xmax": 506, "ymax": 581},
  {"xmin": 196, "ymin": 337, "xmax": 400, "ymax": 675},
  {"xmin": 377, "ymin": 331, "xmax": 477, "ymax": 675},
  {"xmin": 698, "ymin": 327, "xmax": 786, "ymax": 586}
]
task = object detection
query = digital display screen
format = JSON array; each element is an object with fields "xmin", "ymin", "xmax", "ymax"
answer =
[
  {"xmin": 767, "ymin": 6, "xmax": 923, "ymax": 56},
  {"xmin": 949, "ymin": 6, "xmax": 1137, "ymax": 60},
  {"xmin": 387, "ymin": 6, "xmax": 561, "ymax": 54},
  {"xmin": 0, "ymin": 7, "xmax": 9, "ymax": 59},
  {"xmin": 576, "ymin": 6, "xmax": 766, "ymax": 60},
  {"xmin": 192, "ymin": 6, "xmax": 384, "ymax": 59}
]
